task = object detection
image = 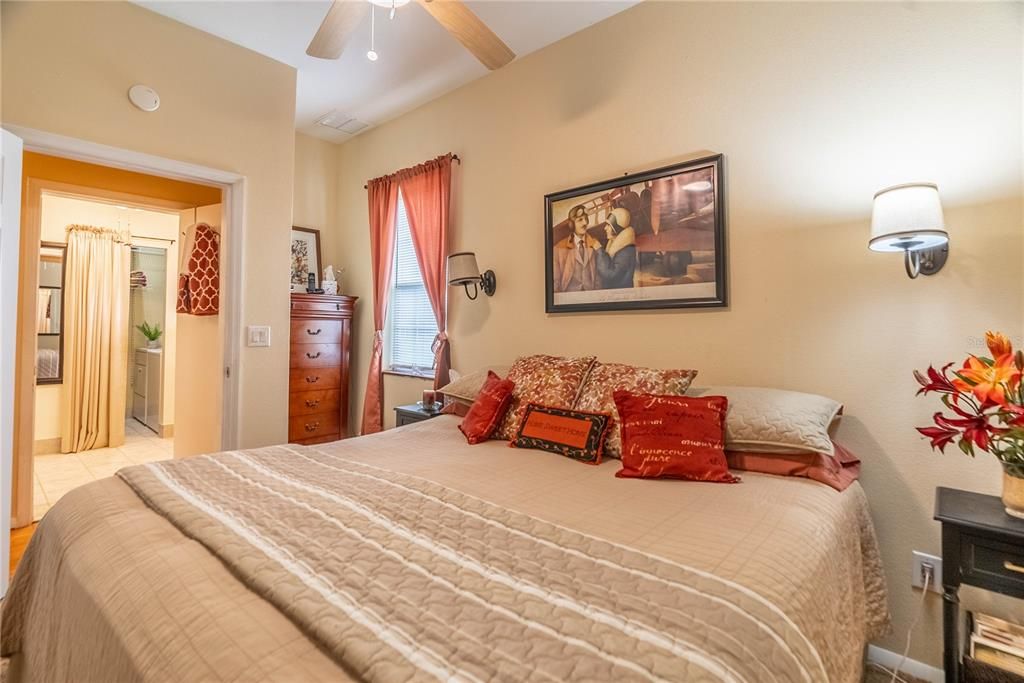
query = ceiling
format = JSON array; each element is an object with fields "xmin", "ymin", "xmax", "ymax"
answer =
[{"xmin": 136, "ymin": 1, "xmax": 639, "ymax": 143}]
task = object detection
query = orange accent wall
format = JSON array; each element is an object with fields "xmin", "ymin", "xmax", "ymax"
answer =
[{"xmin": 23, "ymin": 152, "xmax": 222, "ymax": 206}]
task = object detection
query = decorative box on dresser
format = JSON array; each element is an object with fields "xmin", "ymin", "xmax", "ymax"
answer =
[{"xmin": 288, "ymin": 293, "xmax": 357, "ymax": 445}]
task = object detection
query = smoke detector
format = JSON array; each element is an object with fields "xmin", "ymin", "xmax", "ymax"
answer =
[{"xmin": 128, "ymin": 84, "xmax": 160, "ymax": 112}]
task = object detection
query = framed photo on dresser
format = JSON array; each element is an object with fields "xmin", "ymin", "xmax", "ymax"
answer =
[
  {"xmin": 544, "ymin": 153, "xmax": 726, "ymax": 313},
  {"xmin": 290, "ymin": 226, "xmax": 322, "ymax": 291}
]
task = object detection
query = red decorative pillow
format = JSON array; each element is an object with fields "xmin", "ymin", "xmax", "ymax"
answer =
[
  {"xmin": 492, "ymin": 354, "xmax": 597, "ymax": 441},
  {"xmin": 725, "ymin": 441, "xmax": 861, "ymax": 491},
  {"xmin": 511, "ymin": 403, "xmax": 611, "ymax": 464},
  {"xmin": 458, "ymin": 371, "xmax": 515, "ymax": 444},
  {"xmin": 614, "ymin": 391, "xmax": 739, "ymax": 483}
]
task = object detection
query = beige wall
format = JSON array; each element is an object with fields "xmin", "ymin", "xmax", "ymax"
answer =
[
  {"xmin": 2, "ymin": 1, "xmax": 297, "ymax": 450},
  {"xmin": 294, "ymin": 133, "xmax": 343, "ymax": 280},
  {"xmin": 175, "ymin": 204, "xmax": 224, "ymax": 457},
  {"xmin": 34, "ymin": 194, "xmax": 180, "ymax": 445},
  {"xmin": 332, "ymin": 1, "xmax": 1023, "ymax": 666}
]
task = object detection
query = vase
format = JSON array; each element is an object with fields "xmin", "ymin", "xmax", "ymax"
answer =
[
  {"xmin": 147, "ymin": 339, "xmax": 160, "ymax": 350},
  {"xmin": 1002, "ymin": 463, "xmax": 1024, "ymax": 519}
]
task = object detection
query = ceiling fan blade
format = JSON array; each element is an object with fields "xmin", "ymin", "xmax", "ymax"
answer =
[
  {"xmin": 306, "ymin": 0, "xmax": 369, "ymax": 60},
  {"xmin": 416, "ymin": 0, "xmax": 515, "ymax": 70}
]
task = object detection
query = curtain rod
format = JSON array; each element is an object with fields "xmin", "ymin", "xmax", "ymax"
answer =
[{"xmin": 363, "ymin": 154, "xmax": 460, "ymax": 190}]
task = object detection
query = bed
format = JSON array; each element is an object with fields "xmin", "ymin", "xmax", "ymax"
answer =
[{"xmin": 1, "ymin": 417, "xmax": 889, "ymax": 682}]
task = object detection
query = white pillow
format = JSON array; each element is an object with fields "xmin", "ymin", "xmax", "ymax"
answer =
[{"xmin": 688, "ymin": 385, "xmax": 842, "ymax": 456}]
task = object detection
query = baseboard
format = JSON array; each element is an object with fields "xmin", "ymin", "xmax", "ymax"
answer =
[
  {"xmin": 160, "ymin": 423, "xmax": 174, "ymax": 438},
  {"xmin": 33, "ymin": 437, "xmax": 60, "ymax": 455},
  {"xmin": 867, "ymin": 645, "xmax": 944, "ymax": 683}
]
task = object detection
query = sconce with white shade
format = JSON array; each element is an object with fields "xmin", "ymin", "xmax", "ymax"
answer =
[
  {"xmin": 448, "ymin": 252, "xmax": 496, "ymax": 300},
  {"xmin": 869, "ymin": 182, "xmax": 949, "ymax": 279}
]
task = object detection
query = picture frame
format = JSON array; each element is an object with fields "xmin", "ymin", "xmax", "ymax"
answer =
[
  {"xmin": 544, "ymin": 153, "xmax": 726, "ymax": 313},
  {"xmin": 290, "ymin": 226, "xmax": 322, "ymax": 291}
]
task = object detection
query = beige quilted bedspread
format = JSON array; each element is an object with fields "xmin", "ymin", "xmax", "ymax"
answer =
[{"xmin": 2, "ymin": 417, "xmax": 888, "ymax": 682}]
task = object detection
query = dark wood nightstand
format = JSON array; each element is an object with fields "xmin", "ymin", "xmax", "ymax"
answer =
[
  {"xmin": 394, "ymin": 403, "xmax": 443, "ymax": 427},
  {"xmin": 935, "ymin": 487, "xmax": 1024, "ymax": 682}
]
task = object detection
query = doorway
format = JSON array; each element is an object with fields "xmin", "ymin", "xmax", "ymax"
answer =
[
  {"xmin": 9, "ymin": 140, "xmax": 237, "ymax": 529},
  {"xmin": 29, "ymin": 192, "xmax": 194, "ymax": 520}
]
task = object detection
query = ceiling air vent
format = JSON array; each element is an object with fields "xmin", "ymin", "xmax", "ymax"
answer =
[{"xmin": 316, "ymin": 110, "xmax": 370, "ymax": 135}]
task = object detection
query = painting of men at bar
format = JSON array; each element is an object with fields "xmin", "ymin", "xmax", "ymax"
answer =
[{"xmin": 544, "ymin": 155, "xmax": 726, "ymax": 313}]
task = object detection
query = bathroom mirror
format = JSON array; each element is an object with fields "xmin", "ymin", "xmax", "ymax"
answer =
[{"xmin": 36, "ymin": 242, "xmax": 66, "ymax": 385}]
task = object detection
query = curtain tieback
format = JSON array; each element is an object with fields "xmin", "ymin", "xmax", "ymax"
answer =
[{"xmin": 431, "ymin": 331, "xmax": 448, "ymax": 354}]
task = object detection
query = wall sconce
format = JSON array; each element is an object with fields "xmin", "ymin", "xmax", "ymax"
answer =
[
  {"xmin": 869, "ymin": 182, "xmax": 949, "ymax": 279},
  {"xmin": 447, "ymin": 252, "xmax": 496, "ymax": 300}
]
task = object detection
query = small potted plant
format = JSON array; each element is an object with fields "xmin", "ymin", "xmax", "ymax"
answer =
[
  {"xmin": 915, "ymin": 331, "xmax": 1024, "ymax": 518},
  {"xmin": 137, "ymin": 321, "xmax": 163, "ymax": 350}
]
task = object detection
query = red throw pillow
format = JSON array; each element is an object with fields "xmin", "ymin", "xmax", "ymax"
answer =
[
  {"xmin": 614, "ymin": 391, "xmax": 739, "ymax": 483},
  {"xmin": 459, "ymin": 371, "xmax": 515, "ymax": 444},
  {"xmin": 511, "ymin": 403, "xmax": 611, "ymax": 465}
]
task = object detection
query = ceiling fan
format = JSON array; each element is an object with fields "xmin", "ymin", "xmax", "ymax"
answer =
[{"xmin": 306, "ymin": 0, "xmax": 516, "ymax": 70}]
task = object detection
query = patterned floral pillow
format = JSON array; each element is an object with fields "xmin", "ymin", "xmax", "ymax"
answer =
[
  {"xmin": 492, "ymin": 354, "xmax": 597, "ymax": 441},
  {"xmin": 573, "ymin": 362, "xmax": 698, "ymax": 458}
]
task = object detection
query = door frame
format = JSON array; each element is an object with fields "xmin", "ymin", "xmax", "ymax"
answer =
[{"xmin": 7, "ymin": 125, "xmax": 245, "ymax": 528}]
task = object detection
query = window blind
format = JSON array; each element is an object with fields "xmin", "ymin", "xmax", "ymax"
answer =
[{"xmin": 387, "ymin": 192, "xmax": 437, "ymax": 374}]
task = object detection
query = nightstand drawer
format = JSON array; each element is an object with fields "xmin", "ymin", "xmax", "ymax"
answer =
[
  {"xmin": 288, "ymin": 411, "xmax": 340, "ymax": 442},
  {"xmin": 963, "ymin": 534, "xmax": 1024, "ymax": 593}
]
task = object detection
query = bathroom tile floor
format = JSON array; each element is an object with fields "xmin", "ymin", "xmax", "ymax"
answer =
[{"xmin": 33, "ymin": 419, "xmax": 172, "ymax": 521}]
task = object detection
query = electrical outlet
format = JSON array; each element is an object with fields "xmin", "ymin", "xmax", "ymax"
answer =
[
  {"xmin": 911, "ymin": 551, "xmax": 942, "ymax": 592},
  {"xmin": 247, "ymin": 325, "xmax": 271, "ymax": 347}
]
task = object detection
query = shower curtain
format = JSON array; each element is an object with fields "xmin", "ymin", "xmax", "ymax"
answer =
[{"xmin": 61, "ymin": 225, "xmax": 130, "ymax": 453}]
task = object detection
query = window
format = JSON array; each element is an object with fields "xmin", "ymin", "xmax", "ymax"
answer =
[{"xmin": 385, "ymin": 191, "xmax": 437, "ymax": 376}]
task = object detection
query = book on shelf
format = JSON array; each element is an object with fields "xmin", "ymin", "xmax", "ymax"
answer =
[{"xmin": 971, "ymin": 612, "xmax": 1024, "ymax": 676}]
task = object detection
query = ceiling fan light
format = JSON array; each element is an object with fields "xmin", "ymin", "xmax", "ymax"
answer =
[{"xmin": 366, "ymin": 49, "xmax": 378, "ymax": 61}]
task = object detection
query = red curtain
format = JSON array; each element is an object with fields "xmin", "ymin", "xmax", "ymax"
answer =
[
  {"xmin": 398, "ymin": 154, "xmax": 453, "ymax": 390},
  {"xmin": 360, "ymin": 175, "xmax": 399, "ymax": 434}
]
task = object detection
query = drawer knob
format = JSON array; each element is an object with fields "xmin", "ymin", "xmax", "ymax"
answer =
[
  {"xmin": 306, "ymin": 351, "xmax": 321, "ymax": 359},
  {"xmin": 336, "ymin": 303, "xmax": 342, "ymax": 310},
  {"xmin": 305, "ymin": 399, "xmax": 320, "ymax": 408},
  {"xmin": 307, "ymin": 328, "xmax": 321, "ymax": 336},
  {"xmin": 304, "ymin": 422, "xmax": 320, "ymax": 432},
  {"xmin": 1005, "ymin": 560, "xmax": 1024, "ymax": 575},
  {"xmin": 306, "ymin": 376, "xmax": 320, "ymax": 384}
]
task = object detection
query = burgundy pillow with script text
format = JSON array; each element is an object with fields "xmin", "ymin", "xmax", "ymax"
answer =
[{"xmin": 614, "ymin": 391, "xmax": 739, "ymax": 483}]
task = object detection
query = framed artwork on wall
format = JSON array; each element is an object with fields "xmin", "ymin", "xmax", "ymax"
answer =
[
  {"xmin": 544, "ymin": 153, "xmax": 726, "ymax": 313},
  {"xmin": 290, "ymin": 226, "xmax": 322, "ymax": 291}
]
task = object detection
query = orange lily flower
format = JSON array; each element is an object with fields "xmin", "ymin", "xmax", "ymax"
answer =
[
  {"xmin": 986, "ymin": 331, "xmax": 1013, "ymax": 358},
  {"xmin": 953, "ymin": 354, "xmax": 1021, "ymax": 406}
]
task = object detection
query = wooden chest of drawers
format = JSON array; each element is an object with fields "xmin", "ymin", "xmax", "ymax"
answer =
[{"xmin": 288, "ymin": 293, "xmax": 356, "ymax": 445}]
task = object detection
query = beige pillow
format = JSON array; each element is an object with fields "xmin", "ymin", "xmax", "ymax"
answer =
[
  {"xmin": 438, "ymin": 366, "xmax": 511, "ymax": 402},
  {"xmin": 688, "ymin": 385, "xmax": 842, "ymax": 456}
]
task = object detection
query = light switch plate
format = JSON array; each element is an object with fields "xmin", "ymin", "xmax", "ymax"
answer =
[{"xmin": 247, "ymin": 325, "xmax": 271, "ymax": 347}]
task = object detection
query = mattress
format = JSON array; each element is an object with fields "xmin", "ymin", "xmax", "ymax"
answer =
[{"xmin": 1, "ymin": 417, "xmax": 889, "ymax": 682}]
